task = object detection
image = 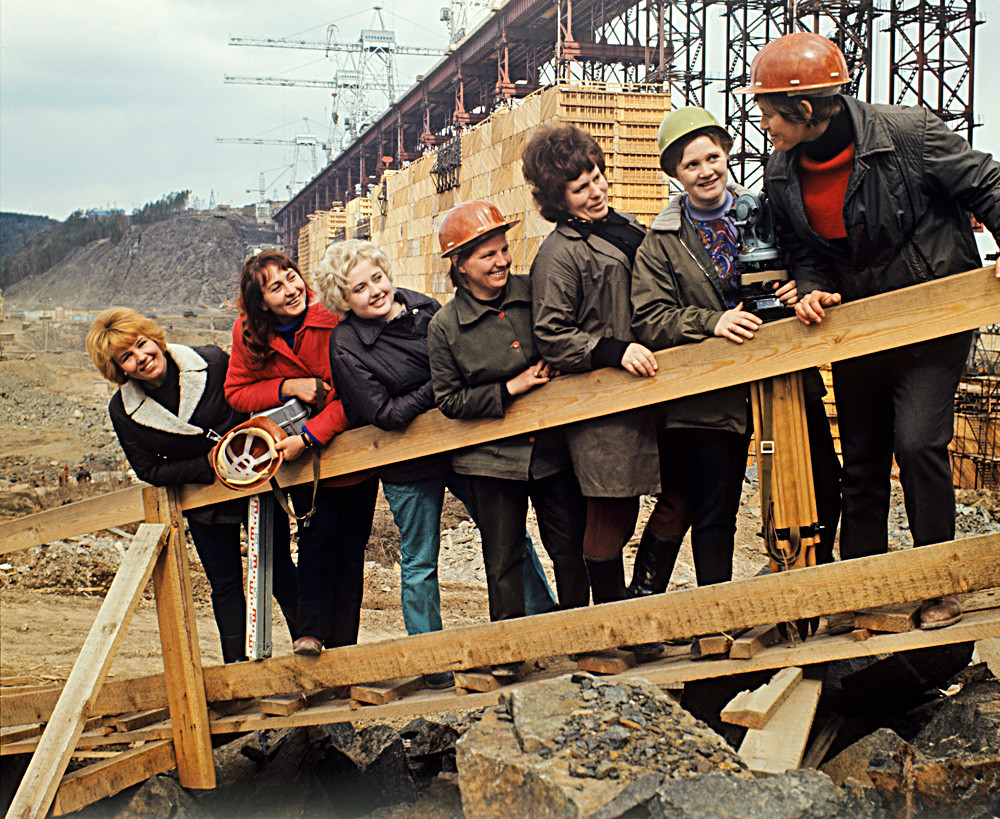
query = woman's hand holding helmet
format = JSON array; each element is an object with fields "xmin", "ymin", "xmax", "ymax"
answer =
[{"xmin": 713, "ymin": 304, "xmax": 763, "ymax": 344}]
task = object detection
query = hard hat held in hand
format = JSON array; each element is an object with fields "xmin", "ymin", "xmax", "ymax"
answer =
[
  {"xmin": 734, "ymin": 32, "xmax": 850, "ymax": 97},
  {"xmin": 212, "ymin": 416, "xmax": 287, "ymax": 491},
  {"xmin": 438, "ymin": 200, "xmax": 519, "ymax": 258}
]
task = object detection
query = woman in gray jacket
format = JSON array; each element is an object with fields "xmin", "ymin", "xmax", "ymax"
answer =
[
  {"xmin": 521, "ymin": 125, "xmax": 671, "ymax": 605},
  {"xmin": 428, "ymin": 200, "xmax": 590, "ymax": 634}
]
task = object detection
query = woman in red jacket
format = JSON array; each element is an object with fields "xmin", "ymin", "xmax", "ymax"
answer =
[{"xmin": 226, "ymin": 249, "xmax": 378, "ymax": 655}]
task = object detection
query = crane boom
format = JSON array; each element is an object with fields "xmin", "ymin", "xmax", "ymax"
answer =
[{"xmin": 228, "ymin": 36, "xmax": 446, "ymax": 57}]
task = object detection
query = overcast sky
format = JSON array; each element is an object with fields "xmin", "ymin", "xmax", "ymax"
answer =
[{"xmin": 2, "ymin": 0, "xmax": 999, "ymax": 239}]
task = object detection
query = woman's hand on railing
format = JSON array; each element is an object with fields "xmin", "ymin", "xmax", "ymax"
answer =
[
  {"xmin": 506, "ymin": 361, "xmax": 555, "ymax": 396},
  {"xmin": 713, "ymin": 304, "xmax": 763, "ymax": 344},
  {"xmin": 621, "ymin": 342, "xmax": 658, "ymax": 377}
]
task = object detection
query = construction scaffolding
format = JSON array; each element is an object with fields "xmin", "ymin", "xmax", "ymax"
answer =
[{"xmin": 952, "ymin": 326, "xmax": 1000, "ymax": 490}]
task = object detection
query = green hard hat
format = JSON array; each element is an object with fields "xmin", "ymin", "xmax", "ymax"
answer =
[{"xmin": 657, "ymin": 107, "xmax": 733, "ymax": 176}]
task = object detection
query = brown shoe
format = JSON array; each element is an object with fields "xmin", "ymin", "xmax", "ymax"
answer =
[
  {"xmin": 825, "ymin": 611, "xmax": 855, "ymax": 635},
  {"xmin": 919, "ymin": 595, "xmax": 963, "ymax": 630},
  {"xmin": 292, "ymin": 636, "xmax": 323, "ymax": 655}
]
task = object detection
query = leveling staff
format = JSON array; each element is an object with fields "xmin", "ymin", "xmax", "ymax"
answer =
[{"xmin": 737, "ymin": 32, "xmax": 1000, "ymax": 629}]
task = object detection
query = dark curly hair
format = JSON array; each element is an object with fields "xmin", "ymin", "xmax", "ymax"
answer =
[
  {"xmin": 521, "ymin": 125, "xmax": 606, "ymax": 223},
  {"xmin": 237, "ymin": 249, "xmax": 303, "ymax": 368}
]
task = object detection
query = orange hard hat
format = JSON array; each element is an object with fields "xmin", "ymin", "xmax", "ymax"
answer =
[
  {"xmin": 734, "ymin": 32, "xmax": 850, "ymax": 96},
  {"xmin": 212, "ymin": 416, "xmax": 287, "ymax": 491},
  {"xmin": 438, "ymin": 200, "xmax": 519, "ymax": 258}
]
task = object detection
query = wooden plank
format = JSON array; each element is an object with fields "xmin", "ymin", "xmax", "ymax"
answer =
[
  {"xmin": 50, "ymin": 739, "xmax": 175, "ymax": 816},
  {"xmin": 259, "ymin": 688, "xmax": 335, "ymax": 716},
  {"xmin": 851, "ymin": 628, "xmax": 873, "ymax": 642},
  {"xmin": 113, "ymin": 708, "xmax": 170, "ymax": 733},
  {"xmin": 853, "ymin": 602, "xmax": 920, "ymax": 633},
  {"xmin": 730, "ymin": 625, "xmax": 781, "ymax": 660},
  {"xmin": 957, "ymin": 587, "xmax": 1000, "ymax": 612},
  {"xmin": 2, "ymin": 268, "xmax": 997, "ymax": 551},
  {"xmin": 691, "ymin": 633, "xmax": 739, "ymax": 659},
  {"xmin": 721, "ymin": 667, "xmax": 803, "ymax": 729},
  {"xmin": 453, "ymin": 669, "xmax": 502, "ymax": 692},
  {"xmin": 143, "ymin": 487, "xmax": 215, "ymax": 790},
  {"xmin": 577, "ymin": 648, "xmax": 637, "ymax": 674},
  {"xmin": 0, "ymin": 724, "xmax": 42, "ymax": 744},
  {"xmin": 801, "ymin": 714, "xmax": 844, "ymax": 769},
  {"xmin": 739, "ymin": 675, "xmax": 824, "ymax": 774},
  {"xmin": 350, "ymin": 676, "xmax": 423, "ymax": 706},
  {"xmin": 2, "ymin": 522, "xmax": 168, "ymax": 819},
  {"xmin": 4, "ymin": 535, "xmax": 999, "ymax": 727},
  {"xmin": 0, "ymin": 677, "xmax": 35, "ymax": 687},
  {"xmin": 175, "ymin": 266, "xmax": 1000, "ymax": 513},
  {"xmin": 0, "ymin": 486, "xmax": 145, "ymax": 555}
]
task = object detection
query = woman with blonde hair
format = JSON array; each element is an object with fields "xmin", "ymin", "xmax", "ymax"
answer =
[
  {"xmin": 86, "ymin": 308, "xmax": 298, "ymax": 662},
  {"xmin": 318, "ymin": 239, "xmax": 558, "ymax": 686}
]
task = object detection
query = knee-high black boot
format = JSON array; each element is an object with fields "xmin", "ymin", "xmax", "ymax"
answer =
[
  {"xmin": 585, "ymin": 554, "xmax": 627, "ymax": 604},
  {"xmin": 627, "ymin": 530, "xmax": 682, "ymax": 597}
]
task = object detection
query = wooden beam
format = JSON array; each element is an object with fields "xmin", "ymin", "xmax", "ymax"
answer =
[
  {"xmin": 4, "ymin": 608, "xmax": 997, "ymax": 752},
  {"xmin": 0, "ymin": 486, "xmax": 145, "ymax": 555},
  {"xmin": 739, "ymin": 674, "xmax": 824, "ymax": 774},
  {"xmin": 577, "ymin": 648, "xmax": 637, "ymax": 674},
  {"xmin": 5, "ymin": 535, "xmax": 997, "ymax": 727},
  {"xmin": 173, "ymin": 266, "xmax": 1000, "ymax": 511},
  {"xmin": 2, "ymin": 522, "xmax": 168, "ymax": 819},
  {"xmin": 3, "ymin": 267, "xmax": 997, "ymax": 551},
  {"xmin": 853, "ymin": 602, "xmax": 920, "ymax": 633},
  {"xmin": 143, "ymin": 487, "xmax": 215, "ymax": 790},
  {"xmin": 350, "ymin": 676, "xmax": 423, "ymax": 706},
  {"xmin": 721, "ymin": 667, "xmax": 803, "ymax": 729},
  {"xmin": 50, "ymin": 739, "xmax": 175, "ymax": 816},
  {"xmin": 113, "ymin": 708, "xmax": 170, "ymax": 733}
]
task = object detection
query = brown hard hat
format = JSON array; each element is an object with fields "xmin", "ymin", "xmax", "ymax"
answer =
[
  {"xmin": 212, "ymin": 416, "xmax": 287, "ymax": 491},
  {"xmin": 734, "ymin": 32, "xmax": 850, "ymax": 96},
  {"xmin": 438, "ymin": 200, "xmax": 519, "ymax": 258}
]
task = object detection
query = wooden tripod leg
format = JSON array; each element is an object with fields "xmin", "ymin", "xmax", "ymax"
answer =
[{"xmin": 143, "ymin": 487, "xmax": 216, "ymax": 789}]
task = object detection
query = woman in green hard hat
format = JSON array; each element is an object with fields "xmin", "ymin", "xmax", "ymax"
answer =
[
  {"xmin": 737, "ymin": 32, "xmax": 1000, "ymax": 629},
  {"xmin": 630, "ymin": 106, "xmax": 840, "ymax": 592}
]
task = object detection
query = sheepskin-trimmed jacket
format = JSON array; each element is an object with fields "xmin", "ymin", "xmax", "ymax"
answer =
[
  {"xmin": 764, "ymin": 95, "xmax": 1000, "ymax": 301},
  {"xmin": 109, "ymin": 344, "xmax": 245, "ymax": 524}
]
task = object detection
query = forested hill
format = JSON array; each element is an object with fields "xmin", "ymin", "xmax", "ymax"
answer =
[
  {"xmin": 1, "ymin": 213, "xmax": 58, "ymax": 262},
  {"xmin": 4, "ymin": 206, "xmax": 279, "ymax": 312}
]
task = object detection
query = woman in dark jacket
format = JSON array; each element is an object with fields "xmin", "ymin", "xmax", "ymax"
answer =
[
  {"xmin": 86, "ymin": 308, "xmax": 297, "ymax": 662},
  {"xmin": 318, "ymin": 239, "xmax": 557, "ymax": 687},
  {"xmin": 428, "ymin": 201, "xmax": 590, "ymax": 635},
  {"xmin": 521, "ymin": 124, "xmax": 668, "ymax": 605},
  {"xmin": 739, "ymin": 32, "xmax": 1000, "ymax": 628},
  {"xmin": 226, "ymin": 250, "xmax": 378, "ymax": 656}
]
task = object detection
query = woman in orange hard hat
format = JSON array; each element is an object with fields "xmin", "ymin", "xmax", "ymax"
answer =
[
  {"xmin": 737, "ymin": 32, "xmax": 1000, "ymax": 629},
  {"xmin": 428, "ymin": 201, "xmax": 589, "ymax": 652}
]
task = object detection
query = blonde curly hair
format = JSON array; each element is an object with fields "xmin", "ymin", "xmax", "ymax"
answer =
[{"xmin": 312, "ymin": 239, "xmax": 393, "ymax": 312}]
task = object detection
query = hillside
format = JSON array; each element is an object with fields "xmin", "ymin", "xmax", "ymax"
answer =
[
  {"xmin": 5, "ymin": 208, "xmax": 278, "ymax": 311},
  {"xmin": 0, "ymin": 213, "xmax": 58, "ymax": 262}
]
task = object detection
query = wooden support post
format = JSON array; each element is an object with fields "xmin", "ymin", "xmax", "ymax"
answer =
[
  {"xmin": 3, "ymin": 522, "xmax": 168, "ymax": 819},
  {"xmin": 50, "ymin": 740, "xmax": 176, "ymax": 816},
  {"xmin": 143, "ymin": 487, "xmax": 215, "ymax": 790}
]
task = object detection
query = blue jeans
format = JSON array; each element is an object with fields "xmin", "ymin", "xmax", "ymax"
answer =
[{"xmin": 382, "ymin": 472, "xmax": 557, "ymax": 636}]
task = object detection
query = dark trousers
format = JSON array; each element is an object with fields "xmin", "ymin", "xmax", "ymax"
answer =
[
  {"xmin": 291, "ymin": 477, "xmax": 378, "ymax": 647},
  {"xmin": 658, "ymin": 427, "xmax": 751, "ymax": 586},
  {"xmin": 186, "ymin": 513, "xmax": 298, "ymax": 660},
  {"xmin": 465, "ymin": 470, "xmax": 589, "ymax": 622},
  {"xmin": 832, "ymin": 331, "xmax": 971, "ymax": 559}
]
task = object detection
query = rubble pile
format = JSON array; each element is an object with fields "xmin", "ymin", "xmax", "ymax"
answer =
[{"xmin": 1, "ymin": 536, "xmax": 127, "ymax": 592}]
